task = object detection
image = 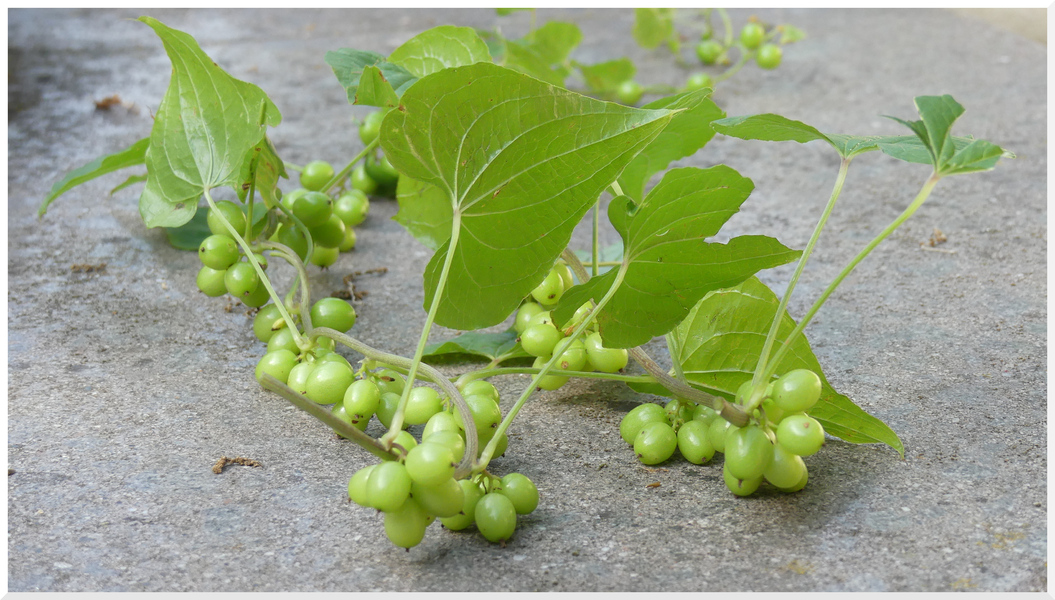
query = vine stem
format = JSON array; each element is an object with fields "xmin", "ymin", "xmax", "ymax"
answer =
[
  {"xmin": 761, "ymin": 172, "xmax": 942, "ymax": 384},
  {"xmin": 476, "ymin": 263, "xmax": 628, "ymax": 469},
  {"xmin": 260, "ymin": 374, "xmax": 396, "ymax": 462},
  {"xmin": 746, "ymin": 157, "xmax": 851, "ymax": 411},
  {"xmin": 202, "ymin": 189, "xmax": 307, "ymax": 350},
  {"xmin": 306, "ymin": 327, "xmax": 478, "ymax": 478},
  {"xmin": 562, "ymin": 246, "xmax": 748, "ymax": 426},
  {"xmin": 321, "ymin": 137, "xmax": 379, "ymax": 196},
  {"xmin": 256, "ymin": 241, "xmax": 313, "ymax": 330},
  {"xmin": 591, "ymin": 199, "xmax": 600, "ymax": 278},
  {"xmin": 456, "ymin": 366, "xmax": 657, "ymax": 387},
  {"xmin": 383, "ymin": 212, "xmax": 463, "ymax": 442}
]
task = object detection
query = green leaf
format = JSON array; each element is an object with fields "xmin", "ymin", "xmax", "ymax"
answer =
[
  {"xmin": 388, "ymin": 26, "xmax": 492, "ymax": 78},
  {"xmin": 712, "ymin": 113, "xmax": 983, "ymax": 164},
  {"xmin": 573, "ymin": 242, "xmax": 624, "ymax": 276},
  {"xmin": 236, "ymin": 134, "xmax": 287, "ymax": 208},
  {"xmin": 554, "ymin": 166, "xmax": 800, "ymax": 348},
  {"xmin": 137, "ymin": 17, "xmax": 281, "ymax": 228},
  {"xmin": 885, "ymin": 95, "xmax": 963, "ymax": 170},
  {"xmin": 670, "ymin": 276, "xmax": 903, "ymax": 455},
  {"xmin": 711, "ymin": 114, "xmax": 886, "ymax": 159},
  {"xmin": 942, "ymin": 138, "xmax": 1014, "ymax": 175},
  {"xmin": 576, "ymin": 58, "xmax": 635, "ymax": 93},
  {"xmin": 496, "ymin": 8, "xmax": 533, "ymax": 16},
  {"xmin": 633, "ymin": 8, "xmax": 675, "ymax": 50},
  {"xmin": 423, "ymin": 329, "xmax": 529, "ymax": 362},
  {"xmin": 163, "ymin": 208, "xmax": 211, "ymax": 251},
  {"xmin": 885, "ymin": 95, "xmax": 1013, "ymax": 176},
  {"xmin": 500, "ymin": 23, "xmax": 581, "ymax": 87},
  {"xmin": 526, "ymin": 21, "xmax": 581, "ymax": 66},
  {"xmin": 381, "ymin": 62, "xmax": 676, "ymax": 330},
  {"xmin": 393, "ymin": 177, "xmax": 453, "ymax": 251},
  {"xmin": 39, "ymin": 137, "xmax": 149, "ymax": 218},
  {"xmin": 110, "ymin": 173, "xmax": 148, "ymax": 196},
  {"xmin": 356, "ymin": 66, "xmax": 401, "ymax": 108},
  {"xmin": 325, "ymin": 48, "xmax": 415, "ymax": 106},
  {"xmin": 617, "ymin": 89, "xmax": 725, "ymax": 201},
  {"xmin": 502, "ymin": 41, "xmax": 569, "ymax": 86},
  {"xmin": 778, "ymin": 24, "xmax": 807, "ymax": 44}
]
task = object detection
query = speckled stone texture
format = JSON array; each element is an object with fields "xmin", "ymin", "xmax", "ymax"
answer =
[{"xmin": 8, "ymin": 8, "xmax": 1045, "ymax": 593}]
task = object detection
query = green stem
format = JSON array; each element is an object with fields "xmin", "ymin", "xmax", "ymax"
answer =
[
  {"xmin": 456, "ymin": 366, "xmax": 657, "ymax": 387},
  {"xmin": 747, "ymin": 157, "xmax": 851, "ymax": 409},
  {"xmin": 384, "ymin": 212, "xmax": 463, "ymax": 440},
  {"xmin": 714, "ymin": 46, "xmax": 752, "ymax": 83},
  {"xmin": 592, "ymin": 199, "xmax": 600, "ymax": 278},
  {"xmin": 476, "ymin": 264, "xmax": 629, "ymax": 469},
  {"xmin": 259, "ymin": 374, "xmax": 396, "ymax": 462},
  {"xmin": 322, "ymin": 138, "xmax": 380, "ymax": 196},
  {"xmin": 203, "ymin": 189, "xmax": 307, "ymax": 350},
  {"xmin": 762, "ymin": 172, "xmax": 942, "ymax": 383},
  {"xmin": 309, "ymin": 327, "xmax": 477, "ymax": 477},
  {"xmin": 717, "ymin": 8, "xmax": 733, "ymax": 47},
  {"xmin": 275, "ymin": 198, "xmax": 315, "ymax": 271},
  {"xmin": 257, "ymin": 241, "xmax": 313, "ymax": 329}
]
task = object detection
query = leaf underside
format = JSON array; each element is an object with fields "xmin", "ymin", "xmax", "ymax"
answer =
[{"xmin": 138, "ymin": 17, "xmax": 280, "ymax": 229}]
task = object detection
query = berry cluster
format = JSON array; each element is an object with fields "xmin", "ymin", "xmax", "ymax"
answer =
[
  {"xmin": 252, "ymin": 296, "xmax": 359, "ymax": 392},
  {"xmin": 343, "ymin": 377, "xmax": 538, "ymax": 548},
  {"xmin": 195, "ymin": 201, "xmax": 276, "ymax": 306},
  {"xmin": 619, "ymin": 368, "xmax": 825, "ymax": 496},
  {"xmin": 514, "ymin": 263, "xmax": 629, "ymax": 391},
  {"xmin": 275, "ymin": 176, "xmax": 368, "ymax": 268}
]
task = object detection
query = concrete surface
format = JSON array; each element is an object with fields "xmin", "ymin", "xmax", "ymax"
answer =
[{"xmin": 7, "ymin": 8, "xmax": 1046, "ymax": 593}]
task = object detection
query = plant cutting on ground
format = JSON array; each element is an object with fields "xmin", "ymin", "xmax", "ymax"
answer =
[{"xmin": 41, "ymin": 12, "xmax": 1011, "ymax": 550}]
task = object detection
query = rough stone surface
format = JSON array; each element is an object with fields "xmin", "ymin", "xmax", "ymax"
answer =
[{"xmin": 8, "ymin": 8, "xmax": 1046, "ymax": 593}]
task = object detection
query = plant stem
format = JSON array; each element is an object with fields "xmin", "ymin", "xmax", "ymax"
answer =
[
  {"xmin": 203, "ymin": 189, "xmax": 307, "ymax": 349},
  {"xmin": 383, "ymin": 212, "xmax": 463, "ymax": 440},
  {"xmin": 310, "ymin": 327, "xmax": 477, "ymax": 477},
  {"xmin": 717, "ymin": 8, "xmax": 733, "ymax": 47},
  {"xmin": 715, "ymin": 47, "xmax": 752, "ymax": 83},
  {"xmin": 275, "ymin": 199, "xmax": 315, "ymax": 272},
  {"xmin": 748, "ymin": 157, "xmax": 851, "ymax": 409},
  {"xmin": 322, "ymin": 138, "xmax": 379, "ymax": 196},
  {"xmin": 259, "ymin": 374, "xmax": 396, "ymax": 462},
  {"xmin": 257, "ymin": 241, "xmax": 313, "ymax": 329},
  {"xmin": 592, "ymin": 200, "xmax": 600, "ymax": 278},
  {"xmin": 456, "ymin": 366, "xmax": 657, "ymax": 387},
  {"xmin": 476, "ymin": 264, "xmax": 628, "ymax": 469},
  {"xmin": 761, "ymin": 172, "xmax": 942, "ymax": 383}
]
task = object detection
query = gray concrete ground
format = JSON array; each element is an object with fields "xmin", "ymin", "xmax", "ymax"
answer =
[{"xmin": 7, "ymin": 8, "xmax": 1046, "ymax": 593}]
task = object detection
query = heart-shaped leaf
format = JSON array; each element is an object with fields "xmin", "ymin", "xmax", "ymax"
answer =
[
  {"xmin": 553, "ymin": 166, "xmax": 800, "ymax": 348},
  {"xmin": 137, "ymin": 17, "xmax": 281, "ymax": 228},
  {"xmin": 670, "ymin": 276, "xmax": 903, "ymax": 455},
  {"xmin": 617, "ymin": 88, "xmax": 725, "ymax": 201},
  {"xmin": 388, "ymin": 25, "xmax": 491, "ymax": 78},
  {"xmin": 381, "ymin": 62, "xmax": 676, "ymax": 330}
]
